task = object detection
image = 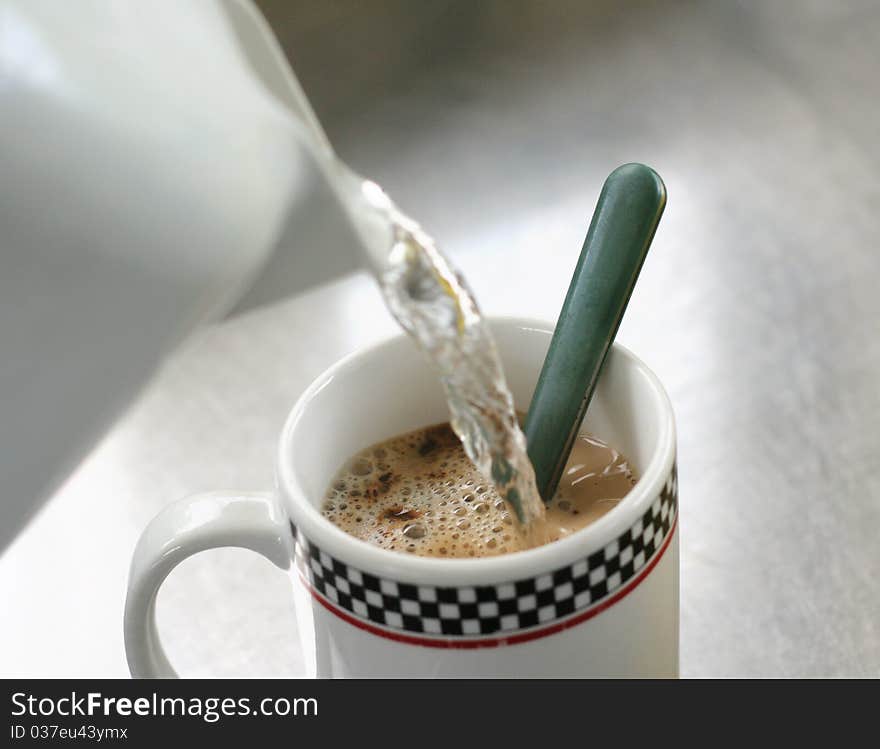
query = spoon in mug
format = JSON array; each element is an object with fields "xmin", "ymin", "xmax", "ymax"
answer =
[{"xmin": 524, "ymin": 163, "xmax": 667, "ymax": 503}]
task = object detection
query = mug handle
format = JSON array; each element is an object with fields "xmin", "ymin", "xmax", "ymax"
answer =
[{"xmin": 123, "ymin": 491, "xmax": 291, "ymax": 678}]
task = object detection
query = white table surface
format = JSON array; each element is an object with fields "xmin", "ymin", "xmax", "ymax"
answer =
[{"xmin": 2, "ymin": 0, "xmax": 879, "ymax": 677}]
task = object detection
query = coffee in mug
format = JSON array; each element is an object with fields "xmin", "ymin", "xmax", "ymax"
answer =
[
  {"xmin": 322, "ymin": 422, "xmax": 637, "ymax": 557},
  {"xmin": 124, "ymin": 319, "xmax": 678, "ymax": 678}
]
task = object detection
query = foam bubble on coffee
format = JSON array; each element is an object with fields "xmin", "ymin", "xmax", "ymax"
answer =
[{"xmin": 322, "ymin": 423, "xmax": 637, "ymax": 558}]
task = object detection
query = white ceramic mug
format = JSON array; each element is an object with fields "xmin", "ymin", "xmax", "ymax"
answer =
[{"xmin": 124, "ymin": 317, "xmax": 678, "ymax": 677}]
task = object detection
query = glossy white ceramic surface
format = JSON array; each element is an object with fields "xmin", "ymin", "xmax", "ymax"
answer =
[{"xmin": 0, "ymin": 0, "xmax": 363, "ymax": 548}]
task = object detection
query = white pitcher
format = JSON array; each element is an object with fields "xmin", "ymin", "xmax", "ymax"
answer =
[{"xmin": 0, "ymin": 0, "xmax": 379, "ymax": 548}]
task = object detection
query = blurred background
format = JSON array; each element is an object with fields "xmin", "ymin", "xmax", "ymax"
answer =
[{"xmin": 2, "ymin": 0, "xmax": 879, "ymax": 676}]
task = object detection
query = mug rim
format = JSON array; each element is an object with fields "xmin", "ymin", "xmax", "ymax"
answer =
[{"xmin": 277, "ymin": 316, "xmax": 676, "ymax": 587}]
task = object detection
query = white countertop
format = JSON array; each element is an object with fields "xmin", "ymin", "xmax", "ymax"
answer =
[{"xmin": 2, "ymin": 0, "xmax": 879, "ymax": 677}]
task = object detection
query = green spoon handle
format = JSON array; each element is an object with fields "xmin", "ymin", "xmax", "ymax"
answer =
[{"xmin": 524, "ymin": 163, "xmax": 666, "ymax": 502}]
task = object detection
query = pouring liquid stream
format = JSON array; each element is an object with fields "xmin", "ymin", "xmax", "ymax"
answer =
[
  {"xmin": 337, "ymin": 172, "xmax": 548, "ymax": 543},
  {"xmin": 269, "ymin": 59, "xmax": 546, "ymax": 539}
]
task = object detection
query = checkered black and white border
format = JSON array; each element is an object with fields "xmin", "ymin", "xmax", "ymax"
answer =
[{"xmin": 292, "ymin": 464, "xmax": 677, "ymax": 640}]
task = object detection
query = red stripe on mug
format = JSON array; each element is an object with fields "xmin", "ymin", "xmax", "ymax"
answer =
[{"xmin": 301, "ymin": 515, "xmax": 677, "ymax": 649}]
